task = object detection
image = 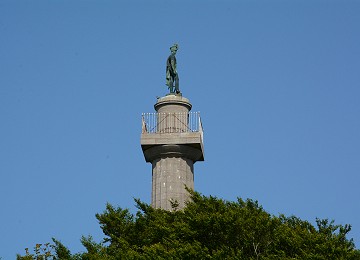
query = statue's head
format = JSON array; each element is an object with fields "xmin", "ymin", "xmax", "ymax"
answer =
[{"xmin": 170, "ymin": 43, "xmax": 179, "ymax": 54}]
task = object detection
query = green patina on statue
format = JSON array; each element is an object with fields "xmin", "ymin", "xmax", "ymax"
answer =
[{"xmin": 166, "ymin": 44, "xmax": 180, "ymax": 94}]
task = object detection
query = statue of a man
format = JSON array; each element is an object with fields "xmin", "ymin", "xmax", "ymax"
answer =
[{"xmin": 166, "ymin": 44, "xmax": 180, "ymax": 94}]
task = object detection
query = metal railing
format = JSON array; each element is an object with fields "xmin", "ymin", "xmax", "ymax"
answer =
[{"xmin": 142, "ymin": 112, "xmax": 203, "ymax": 134}]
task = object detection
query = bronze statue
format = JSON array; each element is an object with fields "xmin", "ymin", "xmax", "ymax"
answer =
[{"xmin": 166, "ymin": 44, "xmax": 180, "ymax": 94}]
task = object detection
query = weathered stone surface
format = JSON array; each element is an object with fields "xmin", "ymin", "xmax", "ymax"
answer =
[
  {"xmin": 152, "ymin": 157, "xmax": 193, "ymax": 210},
  {"xmin": 141, "ymin": 133, "xmax": 204, "ymax": 161},
  {"xmin": 154, "ymin": 95, "xmax": 191, "ymax": 113}
]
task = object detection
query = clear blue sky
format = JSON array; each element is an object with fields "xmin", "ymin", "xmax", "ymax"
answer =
[{"xmin": 1, "ymin": 0, "xmax": 359, "ymax": 258}]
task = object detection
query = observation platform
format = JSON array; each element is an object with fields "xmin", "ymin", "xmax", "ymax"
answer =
[{"xmin": 140, "ymin": 111, "xmax": 204, "ymax": 162}]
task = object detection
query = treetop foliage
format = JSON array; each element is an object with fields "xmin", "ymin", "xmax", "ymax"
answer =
[{"xmin": 18, "ymin": 190, "xmax": 360, "ymax": 259}]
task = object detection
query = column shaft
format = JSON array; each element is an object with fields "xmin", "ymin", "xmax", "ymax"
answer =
[{"xmin": 152, "ymin": 157, "xmax": 194, "ymax": 210}]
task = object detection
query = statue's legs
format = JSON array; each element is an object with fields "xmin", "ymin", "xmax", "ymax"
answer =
[
  {"xmin": 174, "ymin": 74, "xmax": 180, "ymax": 93},
  {"xmin": 167, "ymin": 74, "xmax": 179, "ymax": 94},
  {"xmin": 167, "ymin": 80, "xmax": 174, "ymax": 93}
]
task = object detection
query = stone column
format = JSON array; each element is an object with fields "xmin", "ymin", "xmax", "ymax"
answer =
[
  {"xmin": 141, "ymin": 94, "xmax": 204, "ymax": 210},
  {"xmin": 152, "ymin": 157, "xmax": 194, "ymax": 209},
  {"xmin": 155, "ymin": 95, "xmax": 191, "ymax": 133}
]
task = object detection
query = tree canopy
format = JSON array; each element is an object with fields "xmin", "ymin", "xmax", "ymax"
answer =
[{"xmin": 18, "ymin": 190, "xmax": 360, "ymax": 259}]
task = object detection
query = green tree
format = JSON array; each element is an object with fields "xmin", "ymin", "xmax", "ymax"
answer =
[
  {"xmin": 17, "ymin": 242, "xmax": 55, "ymax": 260},
  {"xmin": 18, "ymin": 190, "xmax": 360, "ymax": 259}
]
